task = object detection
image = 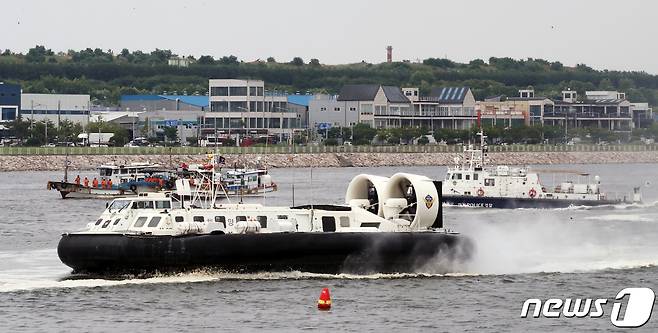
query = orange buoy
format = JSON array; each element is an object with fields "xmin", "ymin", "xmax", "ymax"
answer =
[{"xmin": 317, "ymin": 288, "xmax": 331, "ymax": 310}]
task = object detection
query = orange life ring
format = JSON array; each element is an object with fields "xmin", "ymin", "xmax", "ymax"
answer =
[
  {"xmin": 529, "ymin": 188, "xmax": 537, "ymax": 198},
  {"xmin": 476, "ymin": 188, "xmax": 485, "ymax": 197}
]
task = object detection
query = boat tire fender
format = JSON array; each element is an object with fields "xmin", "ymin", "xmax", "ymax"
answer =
[
  {"xmin": 477, "ymin": 188, "xmax": 484, "ymax": 197},
  {"xmin": 130, "ymin": 184, "xmax": 137, "ymax": 192}
]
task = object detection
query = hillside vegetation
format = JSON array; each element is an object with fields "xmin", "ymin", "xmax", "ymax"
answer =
[{"xmin": 1, "ymin": 46, "xmax": 657, "ymax": 106}]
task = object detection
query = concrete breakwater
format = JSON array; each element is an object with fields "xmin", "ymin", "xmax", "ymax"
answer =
[{"xmin": 1, "ymin": 151, "xmax": 658, "ymax": 172}]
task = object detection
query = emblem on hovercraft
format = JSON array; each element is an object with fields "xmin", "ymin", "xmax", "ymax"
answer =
[{"xmin": 424, "ymin": 194, "xmax": 434, "ymax": 209}]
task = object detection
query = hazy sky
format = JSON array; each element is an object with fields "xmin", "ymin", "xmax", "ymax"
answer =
[{"xmin": 3, "ymin": 0, "xmax": 656, "ymax": 73}]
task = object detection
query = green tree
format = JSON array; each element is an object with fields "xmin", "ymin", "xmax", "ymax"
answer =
[
  {"xmin": 266, "ymin": 57, "xmax": 276, "ymax": 63},
  {"xmin": 56, "ymin": 119, "xmax": 83, "ymax": 142},
  {"xmin": 163, "ymin": 126, "xmax": 178, "ymax": 142},
  {"xmin": 290, "ymin": 57, "xmax": 304, "ymax": 66},
  {"xmin": 218, "ymin": 55, "xmax": 239, "ymax": 65},
  {"xmin": 309, "ymin": 58, "xmax": 320, "ymax": 66},
  {"xmin": 352, "ymin": 123, "xmax": 377, "ymax": 144},
  {"xmin": 197, "ymin": 55, "xmax": 215, "ymax": 65},
  {"xmin": 6, "ymin": 116, "xmax": 31, "ymax": 142},
  {"xmin": 25, "ymin": 45, "xmax": 53, "ymax": 63}
]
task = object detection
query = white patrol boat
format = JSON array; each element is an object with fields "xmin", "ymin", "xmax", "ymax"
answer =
[
  {"xmin": 442, "ymin": 131, "xmax": 641, "ymax": 209},
  {"xmin": 47, "ymin": 162, "xmax": 173, "ymax": 199},
  {"xmin": 57, "ymin": 170, "xmax": 472, "ymax": 275}
]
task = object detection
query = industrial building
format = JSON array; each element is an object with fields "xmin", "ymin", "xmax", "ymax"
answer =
[
  {"xmin": 0, "ymin": 82, "xmax": 21, "ymax": 123},
  {"xmin": 20, "ymin": 93, "xmax": 91, "ymax": 126},
  {"xmin": 120, "ymin": 94, "xmax": 208, "ymax": 111}
]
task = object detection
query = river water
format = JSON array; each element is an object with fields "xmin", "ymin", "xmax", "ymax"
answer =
[{"xmin": 1, "ymin": 164, "xmax": 657, "ymax": 332}]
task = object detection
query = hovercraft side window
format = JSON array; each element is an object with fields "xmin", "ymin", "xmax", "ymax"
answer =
[
  {"xmin": 360, "ymin": 222, "xmax": 380, "ymax": 228},
  {"xmin": 101, "ymin": 220, "xmax": 111, "ymax": 228},
  {"xmin": 485, "ymin": 178, "xmax": 495, "ymax": 186},
  {"xmin": 147, "ymin": 217, "xmax": 161, "ymax": 228},
  {"xmin": 321, "ymin": 216, "xmax": 336, "ymax": 232},
  {"xmin": 136, "ymin": 201, "xmax": 154, "ymax": 209},
  {"xmin": 113, "ymin": 218, "xmax": 121, "ymax": 225},
  {"xmin": 236, "ymin": 216, "xmax": 247, "ymax": 222},
  {"xmin": 257, "ymin": 216, "xmax": 267, "ymax": 228},
  {"xmin": 133, "ymin": 217, "xmax": 148, "ymax": 228},
  {"xmin": 175, "ymin": 216, "xmax": 184, "ymax": 223},
  {"xmin": 155, "ymin": 201, "xmax": 171, "ymax": 209},
  {"xmin": 95, "ymin": 218, "xmax": 103, "ymax": 225},
  {"xmin": 193, "ymin": 216, "xmax": 204, "ymax": 223},
  {"xmin": 339, "ymin": 216, "xmax": 350, "ymax": 227},
  {"xmin": 215, "ymin": 216, "xmax": 226, "ymax": 228}
]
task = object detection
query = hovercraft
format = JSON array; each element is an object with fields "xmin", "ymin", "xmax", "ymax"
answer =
[{"xmin": 57, "ymin": 172, "xmax": 472, "ymax": 275}]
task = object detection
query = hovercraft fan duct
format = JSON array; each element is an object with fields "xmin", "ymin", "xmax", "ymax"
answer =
[
  {"xmin": 345, "ymin": 175, "xmax": 390, "ymax": 216},
  {"xmin": 382, "ymin": 173, "xmax": 441, "ymax": 230}
]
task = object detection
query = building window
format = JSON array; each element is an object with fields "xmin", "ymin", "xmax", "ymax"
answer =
[
  {"xmin": 211, "ymin": 87, "xmax": 229, "ymax": 96},
  {"xmin": 349, "ymin": 107, "xmax": 356, "ymax": 111},
  {"xmin": 1, "ymin": 107, "xmax": 17, "ymax": 121},
  {"xmin": 320, "ymin": 107, "xmax": 327, "ymax": 111},
  {"xmin": 229, "ymin": 87, "xmax": 247, "ymax": 96},
  {"xmin": 229, "ymin": 101, "xmax": 248, "ymax": 112},
  {"xmin": 211, "ymin": 101, "xmax": 228, "ymax": 112},
  {"xmin": 334, "ymin": 107, "xmax": 341, "ymax": 111}
]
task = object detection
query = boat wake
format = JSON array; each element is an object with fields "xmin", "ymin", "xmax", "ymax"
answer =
[
  {"xmin": 551, "ymin": 200, "xmax": 658, "ymax": 211},
  {"xmin": 456, "ymin": 212, "xmax": 658, "ymax": 275}
]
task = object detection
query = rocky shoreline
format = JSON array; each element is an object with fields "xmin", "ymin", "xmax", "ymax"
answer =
[{"xmin": 1, "ymin": 151, "xmax": 658, "ymax": 172}]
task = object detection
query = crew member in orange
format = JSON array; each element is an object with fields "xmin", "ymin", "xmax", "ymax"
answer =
[
  {"xmin": 75, "ymin": 175, "xmax": 80, "ymax": 186},
  {"xmin": 83, "ymin": 177, "xmax": 89, "ymax": 187},
  {"xmin": 101, "ymin": 178, "xmax": 106, "ymax": 189},
  {"xmin": 92, "ymin": 177, "xmax": 98, "ymax": 188},
  {"xmin": 107, "ymin": 179, "xmax": 113, "ymax": 189}
]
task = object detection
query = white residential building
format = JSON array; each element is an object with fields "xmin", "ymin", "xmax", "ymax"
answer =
[{"xmin": 206, "ymin": 79, "xmax": 299, "ymax": 138}]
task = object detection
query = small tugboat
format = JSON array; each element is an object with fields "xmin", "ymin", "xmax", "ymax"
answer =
[
  {"xmin": 442, "ymin": 131, "xmax": 642, "ymax": 209},
  {"xmin": 57, "ymin": 170, "xmax": 472, "ymax": 275},
  {"xmin": 47, "ymin": 162, "xmax": 174, "ymax": 199}
]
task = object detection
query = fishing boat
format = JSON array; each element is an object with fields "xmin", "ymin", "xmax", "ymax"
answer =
[
  {"xmin": 442, "ymin": 131, "xmax": 642, "ymax": 208},
  {"xmin": 179, "ymin": 157, "xmax": 277, "ymax": 198},
  {"xmin": 47, "ymin": 162, "xmax": 174, "ymax": 199},
  {"xmin": 57, "ymin": 170, "xmax": 472, "ymax": 275}
]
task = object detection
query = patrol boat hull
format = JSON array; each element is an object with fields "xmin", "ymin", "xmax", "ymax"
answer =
[
  {"xmin": 443, "ymin": 195, "xmax": 623, "ymax": 209},
  {"xmin": 58, "ymin": 232, "xmax": 472, "ymax": 274}
]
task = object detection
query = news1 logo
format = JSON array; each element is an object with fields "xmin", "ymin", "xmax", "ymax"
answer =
[{"xmin": 521, "ymin": 288, "xmax": 655, "ymax": 328}]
